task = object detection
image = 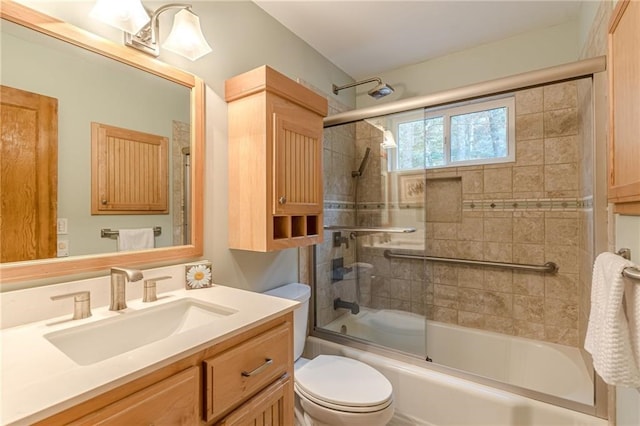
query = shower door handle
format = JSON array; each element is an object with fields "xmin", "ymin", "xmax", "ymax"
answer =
[{"xmin": 278, "ymin": 196, "xmax": 287, "ymax": 204}]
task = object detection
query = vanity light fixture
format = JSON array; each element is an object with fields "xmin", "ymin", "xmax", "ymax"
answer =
[{"xmin": 90, "ymin": 1, "xmax": 212, "ymax": 61}]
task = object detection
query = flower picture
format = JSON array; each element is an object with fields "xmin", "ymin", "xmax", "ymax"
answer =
[{"xmin": 185, "ymin": 262, "xmax": 212, "ymax": 289}]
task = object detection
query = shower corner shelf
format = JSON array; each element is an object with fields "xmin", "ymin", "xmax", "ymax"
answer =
[{"xmin": 226, "ymin": 65, "xmax": 328, "ymax": 252}]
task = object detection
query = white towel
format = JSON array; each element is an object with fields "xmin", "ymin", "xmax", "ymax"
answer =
[
  {"xmin": 117, "ymin": 228, "xmax": 155, "ymax": 251},
  {"xmin": 585, "ymin": 252, "xmax": 640, "ymax": 386}
]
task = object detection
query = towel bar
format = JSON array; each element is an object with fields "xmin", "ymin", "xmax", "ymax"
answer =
[
  {"xmin": 623, "ymin": 267, "xmax": 640, "ymax": 281},
  {"xmin": 101, "ymin": 226, "xmax": 162, "ymax": 240},
  {"xmin": 616, "ymin": 248, "xmax": 640, "ymax": 281}
]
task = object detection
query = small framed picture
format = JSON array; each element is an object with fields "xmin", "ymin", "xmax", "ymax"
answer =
[
  {"xmin": 185, "ymin": 261, "xmax": 212, "ymax": 289},
  {"xmin": 399, "ymin": 173, "xmax": 426, "ymax": 203}
]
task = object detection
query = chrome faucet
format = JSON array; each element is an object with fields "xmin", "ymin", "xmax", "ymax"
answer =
[{"xmin": 110, "ymin": 267, "xmax": 143, "ymax": 311}]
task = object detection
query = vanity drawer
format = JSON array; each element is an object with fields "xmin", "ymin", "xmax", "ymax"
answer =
[{"xmin": 204, "ymin": 322, "xmax": 292, "ymax": 422}]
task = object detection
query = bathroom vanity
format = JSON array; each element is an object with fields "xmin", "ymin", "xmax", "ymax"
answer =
[{"xmin": 0, "ymin": 278, "xmax": 297, "ymax": 425}]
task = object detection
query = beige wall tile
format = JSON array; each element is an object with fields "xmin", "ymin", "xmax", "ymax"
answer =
[
  {"xmin": 513, "ymin": 166, "xmax": 544, "ymax": 193},
  {"xmin": 484, "ymin": 167, "xmax": 513, "ymax": 193},
  {"xmin": 425, "ymin": 178, "xmax": 462, "ymax": 222},
  {"xmin": 543, "ymin": 82, "xmax": 577, "ymax": 111},
  {"xmin": 433, "ymin": 264, "xmax": 458, "ymax": 284},
  {"xmin": 483, "ymin": 269, "xmax": 513, "ymax": 293},
  {"xmin": 516, "ymin": 113, "xmax": 544, "ymax": 140},
  {"xmin": 545, "ymin": 244, "xmax": 578, "ymax": 274},
  {"xmin": 544, "ymin": 298, "xmax": 577, "ymax": 328},
  {"xmin": 434, "ymin": 284, "xmax": 458, "ymax": 309},
  {"xmin": 544, "ymin": 108, "xmax": 578, "ymax": 138},
  {"xmin": 513, "ymin": 271, "xmax": 545, "ymax": 296},
  {"xmin": 484, "ymin": 217, "xmax": 513, "ymax": 242},
  {"xmin": 460, "ymin": 288, "xmax": 513, "ymax": 317},
  {"xmin": 513, "ymin": 214, "xmax": 545, "ymax": 243},
  {"xmin": 457, "ymin": 266, "xmax": 484, "ymax": 289},
  {"xmin": 515, "ymin": 87, "xmax": 543, "ymax": 115},
  {"xmin": 544, "ymin": 136, "xmax": 578, "ymax": 164},
  {"xmin": 545, "ymin": 163, "xmax": 578, "ymax": 193},
  {"xmin": 514, "ymin": 295, "xmax": 544, "ymax": 322},
  {"xmin": 457, "ymin": 241, "xmax": 484, "ymax": 260},
  {"xmin": 514, "ymin": 320, "xmax": 545, "ymax": 340},
  {"xmin": 460, "ymin": 169, "xmax": 484, "ymax": 194},
  {"xmin": 433, "ymin": 306, "xmax": 457, "ymax": 324},
  {"xmin": 513, "ymin": 243, "xmax": 545, "ymax": 264},
  {"xmin": 483, "ymin": 242, "xmax": 513, "ymax": 263},
  {"xmin": 545, "ymin": 326, "xmax": 578, "ymax": 346},
  {"xmin": 515, "ymin": 139, "xmax": 544, "ymax": 165},
  {"xmin": 457, "ymin": 216, "xmax": 484, "ymax": 241},
  {"xmin": 545, "ymin": 217, "xmax": 579, "ymax": 246},
  {"xmin": 545, "ymin": 273, "xmax": 578, "ymax": 300}
]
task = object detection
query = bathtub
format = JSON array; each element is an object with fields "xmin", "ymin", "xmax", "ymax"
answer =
[
  {"xmin": 323, "ymin": 308, "xmax": 593, "ymax": 406},
  {"xmin": 304, "ymin": 336, "xmax": 606, "ymax": 426}
]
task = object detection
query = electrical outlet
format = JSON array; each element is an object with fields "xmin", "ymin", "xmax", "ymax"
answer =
[
  {"xmin": 57, "ymin": 239, "xmax": 69, "ymax": 257},
  {"xmin": 57, "ymin": 218, "xmax": 68, "ymax": 234}
]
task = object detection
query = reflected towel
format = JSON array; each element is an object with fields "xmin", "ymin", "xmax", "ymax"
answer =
[
  {"xmin": 585, "ymin": 252, "xmax": 640, "ymax": 386},
  {"xmin": 117, "ymin": 228, "xmax": 155, "ymax": 251}
]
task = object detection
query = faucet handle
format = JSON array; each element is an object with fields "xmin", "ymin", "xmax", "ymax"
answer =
[
  {"xmin": 51, "ymin": 291, "xmax": 92, "ymax": 320},
  {"xmin": 143, "ymin": 276, "xmax": 172, "ymax": 302}
]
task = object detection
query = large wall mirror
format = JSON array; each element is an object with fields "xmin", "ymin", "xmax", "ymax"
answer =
[{"xmin": 0, "ymin": 1, "xmax": 204, "ymax": 284}]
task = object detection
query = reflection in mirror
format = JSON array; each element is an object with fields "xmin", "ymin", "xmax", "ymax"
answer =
[{"xmin": 0, "ymin": 1, "xmax": 204, "ymax": 283}]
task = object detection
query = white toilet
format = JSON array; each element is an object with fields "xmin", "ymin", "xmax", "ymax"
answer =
[{"xmin": 264, "ymin": 283, "xmax": 394, "ymax": 426}]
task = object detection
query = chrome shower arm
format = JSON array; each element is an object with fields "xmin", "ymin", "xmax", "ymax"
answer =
[{"xmin": 332, "ymin": 78, "xmax": 383, "ymax": 95}]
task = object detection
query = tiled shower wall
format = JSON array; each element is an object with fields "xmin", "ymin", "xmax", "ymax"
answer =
[{"xmin": 318, "ymin": 79, "xmax": 594, "ymax": 347}]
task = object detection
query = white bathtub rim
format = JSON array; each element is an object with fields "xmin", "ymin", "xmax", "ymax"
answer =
[{"xmin": 305, "ymin": 336, "xmax": 606, "ymax": 426}]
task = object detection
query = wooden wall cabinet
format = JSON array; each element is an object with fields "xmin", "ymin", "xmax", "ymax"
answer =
[
  {"xmin": 37, "ymin": 313, "xmax": 294, "ymax": 426},
  {"xmin": 608, "ymin": 0, "xmax": 640, "ymax": 215},
  {"xmin": 226, "ymin": 66, "xmax": 328, "ymax": 251}
]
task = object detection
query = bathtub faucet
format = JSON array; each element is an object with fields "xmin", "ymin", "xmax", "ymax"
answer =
[{"xmin": 334, "ymin": 297, "xmax": 360, "ymax": 314}]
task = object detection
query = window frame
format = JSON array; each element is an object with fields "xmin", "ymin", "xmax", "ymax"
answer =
[{"xmin": 388, "ymin": 95, "xmax": 516, "ymax": 171}]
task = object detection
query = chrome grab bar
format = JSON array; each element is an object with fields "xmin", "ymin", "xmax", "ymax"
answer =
[
  {"xmin": 324, "ymin": 226, "xmax": 416, "ymax": 233},
  {"xmin": 383, "ymin": 250, "xmax": 559, "ymax": 273}
]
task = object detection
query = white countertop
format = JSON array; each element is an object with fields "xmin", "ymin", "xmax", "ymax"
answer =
[{"xmin": 0, "ymin": 284, "xmax": 297, "ymax": 425}]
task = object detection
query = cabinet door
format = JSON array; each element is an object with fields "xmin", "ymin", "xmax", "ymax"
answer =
[
  {"xmin": 70, "ymin": 367, "xmax": 199, "ymax": 425},
  {"xmin": 216, "ymin": 375, "xmax": 293, "ymax": 426},
  {"xmin": 608, "ymin": 0, "xmax": 640, "ymax": 214},
  {"xmin": 272, "ymin": 109, "xmax": 323, "ymax": 216}
]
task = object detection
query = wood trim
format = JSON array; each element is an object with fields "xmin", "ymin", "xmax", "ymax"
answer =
[
  {"xmin": 225, "ymin": 65, "xmax": 328, "ymax": 116},
  {"xmin": 0, "ymin": 1, "xmax": 205, "ymax": 283}
]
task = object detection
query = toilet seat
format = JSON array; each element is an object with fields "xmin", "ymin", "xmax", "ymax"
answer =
[{"xmin": 294, "ymin": 355, "xmax": 393, "ymax": 413}]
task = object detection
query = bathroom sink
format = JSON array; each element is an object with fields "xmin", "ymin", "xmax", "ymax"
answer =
[{"xmin": 44, "ymin": 298, "xmax": 237, "ymax": 365}]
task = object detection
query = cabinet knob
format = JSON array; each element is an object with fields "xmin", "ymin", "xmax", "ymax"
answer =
[
  {"xmin": 278, "ymin": 196, "xmax": 287, "ymax": 205},
  {"xmin": 101, "ymin": 199, "xmax": 108, "ymax": 205}
]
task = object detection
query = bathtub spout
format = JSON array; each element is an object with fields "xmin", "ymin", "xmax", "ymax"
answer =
[{"xmin": 334, "ymin": 297, "xmax": 360, "ymax": 314}]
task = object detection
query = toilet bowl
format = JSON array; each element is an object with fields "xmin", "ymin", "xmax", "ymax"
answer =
[{"xmin": 264, "ymin": 283, "xmax": 394, "ymax": 426}]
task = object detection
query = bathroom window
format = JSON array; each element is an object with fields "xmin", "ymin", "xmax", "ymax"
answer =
[{"xmin": 391, "ymin": 96, "xmax": 515, "ymax": 170}]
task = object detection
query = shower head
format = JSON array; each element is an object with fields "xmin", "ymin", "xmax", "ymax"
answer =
[
  {"xmin": 352, "ymin": 147, "xmax": 371, "ymax": 178},
  {"xmin": 332, "ymin": 77, "xmax": 394, "ymax": 99},
  {"xmin": 368, "ymin": 82, "xmax": 394, "ymax": 99}
]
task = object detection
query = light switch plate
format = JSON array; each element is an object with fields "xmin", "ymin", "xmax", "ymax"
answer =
[{"xmin": 57, "ymin": 218, "xmax": 68, "ymax": 234}]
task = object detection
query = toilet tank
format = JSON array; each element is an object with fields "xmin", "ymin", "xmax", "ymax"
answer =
[{"xmin": 264, "ymin": 283, "xmax": 310, "ymax": 360}]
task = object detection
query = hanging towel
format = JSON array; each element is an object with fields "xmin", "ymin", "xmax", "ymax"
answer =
[
  {"xmin": 117, "ymin": 228, "xmax": 155, "ymax": 251},
  {"xmin": 585, "ymin": 252, "xmax": 640, "ymax": 386}
]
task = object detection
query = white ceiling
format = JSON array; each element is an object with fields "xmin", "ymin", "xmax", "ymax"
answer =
[{"xmin": 253, "ymin": 0, "xmax": 584, "ymax": 79}]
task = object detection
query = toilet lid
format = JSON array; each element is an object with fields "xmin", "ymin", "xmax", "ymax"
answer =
[{"xmin": 295, "ymin": 355, "xmax": 393, "ymax": 409}]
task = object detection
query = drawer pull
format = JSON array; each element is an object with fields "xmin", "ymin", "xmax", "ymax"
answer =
[{"xmin": 241, "ymin": 358, "xmax": 273, "ymax": 377}]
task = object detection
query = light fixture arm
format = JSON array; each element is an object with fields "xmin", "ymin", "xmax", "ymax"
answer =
[
  {"xmin": 332, "ymin": 78, "xmax": 383, "ymax": 95},
  {"xmin": 124, "ymin": 3, "xmax": 193, "ymax": 57},
  {"xmin": 146, "ymin": 3, "xmax": 192, "ymax": 46}
]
